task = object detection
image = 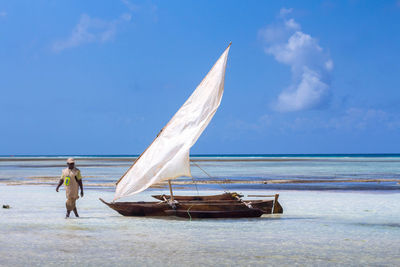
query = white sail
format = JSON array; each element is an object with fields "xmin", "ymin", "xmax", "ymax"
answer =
[{"xmin": 114, "ymin": 44, "xmax": 231, "ymax": 201}]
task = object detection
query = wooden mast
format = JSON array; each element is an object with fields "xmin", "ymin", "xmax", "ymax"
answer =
[
  {"xmin": 168, "ymin": 180, "xmax": 174, "ymax": 202},
  {"xmin": 272, "ymin": 194, "xmax": 279, "ymax": 214}
]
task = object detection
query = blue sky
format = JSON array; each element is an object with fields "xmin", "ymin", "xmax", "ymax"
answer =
[{"xmin": 1, "ymin": 0, "xmax": 399, "ymax": 155}]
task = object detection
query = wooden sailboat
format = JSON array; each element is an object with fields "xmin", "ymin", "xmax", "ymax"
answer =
[
  {"xmin": 100, "ymin": 195, "xmax": 283, "ymax": 217},
  {"xmin": 100, "ymin": 43, "xmax": 283, "ymax": 218}
]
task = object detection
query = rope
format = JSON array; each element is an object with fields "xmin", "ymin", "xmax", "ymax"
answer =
[
  {"xmin": 190, "ymin": 160, "xmax": 229, "ymax": 192},
  {"xmin": 191, "ymin": 175, "xmax": 200, "ymax": 196},
  {"xmin": 187, "ymin": 205, "xmax": 193, "ymax": 221}
]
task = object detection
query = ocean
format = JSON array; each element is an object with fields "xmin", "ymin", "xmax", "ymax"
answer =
[{"xmin": 0, "ymin": 155, "xmax": 399, "ymax": 266}]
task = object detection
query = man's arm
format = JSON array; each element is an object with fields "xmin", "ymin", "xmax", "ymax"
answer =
[
  {"xmin": 56, "ymin": 179, "xmax": 63, "ymax": 192},
  {"xmin": 76, "ymin": 170, "xmax": 84, "ymax": 197},
  {"xmin": 77, "ymin": 179, "xmax": 84, "ymax": 197}
]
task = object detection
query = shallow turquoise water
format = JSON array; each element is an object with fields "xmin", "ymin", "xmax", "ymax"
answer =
[
  {"xmin": 1, "ymin": 185, "xmax": 399, "ymax": 266},
  {"xmin": 1, "ymin": 156, "xmax": 400, "ymax": 190},
  {"xmin": 0, "ymin": 156, "xmax": 400, "ymax": 266}
]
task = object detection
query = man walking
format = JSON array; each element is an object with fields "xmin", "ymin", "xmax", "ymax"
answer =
[{"xmin": 56, "ymin": 158, "xmax": 84, "ymax": 218}]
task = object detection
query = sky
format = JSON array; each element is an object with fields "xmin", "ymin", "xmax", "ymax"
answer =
[{"xmin": 1, "ymin": 0, "xmax": 400, "ymax": 155}]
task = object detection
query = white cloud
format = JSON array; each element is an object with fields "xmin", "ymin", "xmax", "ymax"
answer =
[
  {"xmin": 0, "ymin": 11, "xmax": 7, "ymax": 18},
  {"xmin": 280, "ymin": 108, "xmax": 399, "ymax": 132},
  {"xmin": 121, "ymin": 0, "xmax": 139, "ymax": 11},
  {"xmin": 226, "ymin": 108, "xmax": 400, "ymax": 140},
  {"xmin": 52, "ymin": 13, "xmax": 131, "ymax": 52},
  {"xmin": 275, "ymin": 68, "xmax": 330, "ymax": 112},
  {"xmin": 260, "ymin": 9, "xmax": 333, "ymax": 112},
  {"xmin": 327, "ymin": 108, "xmax": 392, "ymax": 130},
  {"xmin": 325, "ymin": 60, "xmax": 334, "ymax": 71},
  {"xmin": 279, "ymin": 7, "xmax": 293, "ymax": 17},
  {"xmin": 121, "ymin": 13, "xmax": 132, "ymax": 22},
  {"xmin": 285, "ymin": 18, "xmax": 300, "ymax": 30}
]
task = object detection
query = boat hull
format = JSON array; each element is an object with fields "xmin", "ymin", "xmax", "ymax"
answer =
[
  {"xmin": 152, "ymin": 194, "xmax": 284, "ymax": 214},
  {"xmin": 100, "ymin": 197, "xmax": 283, "ymax": 218},
  {"xmin": 248, "ymin": 200, "xmax": 283, "ymax": 214},
  {"xmin": 165, "ymin": 208, "xmax": 263, "ymax": 218},
  {"xmin": 100, "ymin": 199, "xmax": 170, "ymax": 216},
  {"xmin": 151, "ymin": 192, "xmax": 242, "ymax": 201}
]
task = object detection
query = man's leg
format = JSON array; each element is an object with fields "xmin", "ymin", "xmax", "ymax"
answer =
[
  {"xmin": 66, "ymin": 199, "xmax": 76, "ymax": 218},
  {"xmin": 73, "ymin": 207, "xmax": 79, "ymax": 217},
  {"xmin": 65, "ymin": 202, "xmax": 71, "ymax": 218},
  {"xmin": 69, "ymin": 198, "xmax": 79, "ymax": 217}
]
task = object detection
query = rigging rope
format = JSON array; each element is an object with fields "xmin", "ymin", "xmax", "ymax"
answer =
[
  {"xmin": 190, "ymin": 160, "xmax": 229, "ymax": 192},
  {"xmin": 189, "ymin": 161, "xmax": 200, "ymax": 195},
  {"xmin": 191, "ymin": 176, "xmax": 200, "ymax": 196}
]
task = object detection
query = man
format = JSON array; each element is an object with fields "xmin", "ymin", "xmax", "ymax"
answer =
[{"xmin": 56, "ymin": 158, "xmax": 84, "ymax": 218}]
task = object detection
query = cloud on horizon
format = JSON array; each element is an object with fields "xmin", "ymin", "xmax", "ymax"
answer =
[
  {"xmin": 259, "ymin": 8, "xmax": 333, "ymax": 112},
  {"xmin": 227, "ymin": 108, "xmax": 400, "ymax": 138},
  {"xmin": 52, "ymin": 13, "xmax": 131, "ymax": 52}
]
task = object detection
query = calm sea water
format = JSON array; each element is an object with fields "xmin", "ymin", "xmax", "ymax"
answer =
[
  {"xmin": 0, "ymin": 155, "xmax": 399, "ymax": 266},
  {"xmin": 1, "ymin": 154, "xmax": 399, "ymax": 191}
]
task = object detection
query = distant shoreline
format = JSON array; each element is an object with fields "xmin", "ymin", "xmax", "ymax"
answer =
[{"xmin": 1, "ymin": 153, "xmax": 400, "ymax": 159}]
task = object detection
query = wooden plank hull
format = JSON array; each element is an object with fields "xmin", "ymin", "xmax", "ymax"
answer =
[
  {"xmin": 247, "ymin": 200, "xmax": 283, "ymax": 214},
  {"xmin": 100, "ymin": 197, "xmax": 283, "ymax": 218},
  {"xmin": 100, "ymin": 198, "xmax": 170, "ymax": 216},
  {"xmin": 151, "ymin": 192, "xmax": 242, "ymax": 201},
  {"xmin": 152, "ymin": 193, "xmax": 284, "ymax": 214},
  {"xmin": 165, "ymin": 208, "xmax": 263, "ymax": 218}
]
